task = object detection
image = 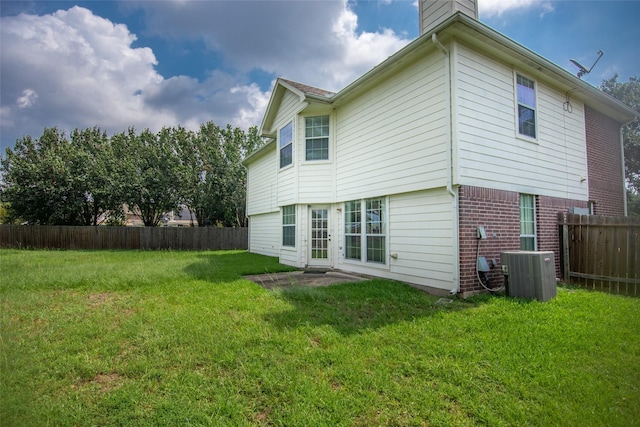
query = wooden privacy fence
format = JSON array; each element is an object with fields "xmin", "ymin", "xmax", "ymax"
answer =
[
  {"xmin": 559, "ymin": 213, "xmax": 639, "ymax": 297},
  {"xmin": 0, "ymin": 225, "xmax": 248, "ymax": 251}
]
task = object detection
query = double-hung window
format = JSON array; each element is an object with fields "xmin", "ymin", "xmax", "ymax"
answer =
[
  {"xmin": 344, "ymin": 200, "xmax": 362, "ymax": 260},
  {"xmin": 516, "ymin": 74, "xmax": 537, "ymax": 139},
  {"xmin": 519, "ymin": 194, "xmax": 536, "ymax": 250},
  {"xmin": 282, "ymin": 205, "xmax": 296, "ymax": 247},
  {"xmin": 305, "ymin": 115, "xmax": 329, "ymax": 161},
  {"xmin": 344, "ymin": 198, "xmax": 386, "ymax": 264},
  {"xmin": 279, "ymin": 121, "xmax": 293, "ymax": 168}
]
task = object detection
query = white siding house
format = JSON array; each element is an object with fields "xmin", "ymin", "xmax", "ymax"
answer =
[{"xmin": 244, "ymin": 1, "xmax": 637, "ymax": 296}]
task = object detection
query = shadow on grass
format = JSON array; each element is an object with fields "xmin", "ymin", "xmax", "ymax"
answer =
[
  {"xmin": 264, "ymin": 279, "xmax": 479, "ymax": 336},
  {"xmin": 184, "ymin": 252, "xmax": 484, "ymax": 334},
  {"xmin": 183, "ymin": 251, "xmax": 298, "ymax": 282}
]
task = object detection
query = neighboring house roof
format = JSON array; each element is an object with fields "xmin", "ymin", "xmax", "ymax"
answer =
[{"xmin": 247, "ymin": 12, "xmax": 638, "ymax": 164}]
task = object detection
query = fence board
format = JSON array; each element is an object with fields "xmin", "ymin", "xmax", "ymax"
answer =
[
  {"xmin": 560, "ymin": 214, "xmax": 640, "ymax": 297},
  {"xmin": 0, "ymin": 225, "xmax": 248, "ymax": 251}
]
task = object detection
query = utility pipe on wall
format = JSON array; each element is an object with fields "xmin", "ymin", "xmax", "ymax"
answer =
[{"xmin": 432, "ymin": 33, "xmax": 460, "ymax": 295}]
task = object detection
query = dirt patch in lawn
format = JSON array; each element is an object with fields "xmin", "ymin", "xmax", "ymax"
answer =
[{"xmin": 244, "ymin": 271, "xmax": 367, "ymax": 289}]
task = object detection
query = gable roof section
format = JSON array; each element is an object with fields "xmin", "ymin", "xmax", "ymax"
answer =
[
  {"xmin": 246, "ymin": 78, "xmax": 335, "ymax": 165},
  {"xmin": 280, "ymin": 78, "xmax": 335, "ymax": 99},
  {"xmin": 259, "ymin": 78, "xmax": 335, "ymax": 138}
]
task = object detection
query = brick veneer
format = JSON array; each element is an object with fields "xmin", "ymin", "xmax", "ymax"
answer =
[
  {"xmin": 585, "ymin": 105, "xmax": 625, "ymax": 216},
  {"xmin": 457, "ymin": 186, "xmax": 587, "ymax": 295}
]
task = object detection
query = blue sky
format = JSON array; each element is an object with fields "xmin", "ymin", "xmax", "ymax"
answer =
[{"xmin": 1, "ymin": 0, "xmax": 639, "ymax": 154}]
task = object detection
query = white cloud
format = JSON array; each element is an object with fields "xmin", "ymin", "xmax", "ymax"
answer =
[
  {"xmin": 16, "ymin": 89, "xmax": 38, "ymax": 109},
  {"xmin": 1, "ymin": 1, "xmax": 410, "ymax": 152},
  {"xmin": 0, "ymin": 6, "xmax": 171, "ymax": 147},
  {"xmin": 129, "ymin": 0, "xmax": 410, "ymax": 91},
  {"xmin": 479, "ymin": 0, "xmax": 554, "ymax": 17},
  {"xmin": 323, "ymin": 5, "xmax": 409, "ymax": 89}
]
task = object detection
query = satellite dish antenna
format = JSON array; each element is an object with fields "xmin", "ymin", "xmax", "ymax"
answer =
[{"xmin": 570, "ymin": 50, "xmax": 604, "ymax": 78}]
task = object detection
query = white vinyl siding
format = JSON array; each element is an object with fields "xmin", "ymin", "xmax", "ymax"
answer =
[
  {"xmin": 248, "ymin": 212, "xmax": 280, "ymax": 257},
  {"xmin": 337, "ymin": 189, "xmax": 455, "ymax": 291},
  {"xmin": 272, "ymin": 90, "xmax": 302, "ymax": 134},
  {"xmin": 297, "ymin": 113, "xmax": 334, "ymax": 204},
  {"xmin": 297, "ymin": 164, "xmax": 333, "ymax": 202},
  {"xmin": 335, "ymin": 50, "xmax": 449, "ymax": 201},
  {"xmin": 420, "ymin": 0, "xmax": 477, "ymax": 34},
  {"xmin": 388, "ymin": 189, "xmax": 455, "ymax": 290},
  {"xmin": 455, "ymin": 42, "xmax": 588, "ymax": 201},
  {"xmin": 245, "ymin": 144, "xmax": 277, "ymax": 216}
]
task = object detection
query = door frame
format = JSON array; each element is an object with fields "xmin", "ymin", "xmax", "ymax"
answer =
[{"xmin": 307, "ymin": 205, "xmax": 332, "ymax": 268}]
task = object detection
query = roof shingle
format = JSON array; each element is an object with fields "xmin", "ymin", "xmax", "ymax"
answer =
[{"xmin": 280, "ymin": 78, "xmax": 335, "ymax": 98}]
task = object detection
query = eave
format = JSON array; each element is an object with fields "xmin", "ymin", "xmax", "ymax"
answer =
[
  {"xmin": 330, "ymin": 13, "xmax": 637, "ymax": 123},
  {"xmin": 259, "ymin": 78, "xmax": 335, "ymax": 139}
]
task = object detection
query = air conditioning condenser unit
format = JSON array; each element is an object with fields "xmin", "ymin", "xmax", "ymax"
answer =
[{"xmin": 501, "ymin": 251, "xmax": 556, "ymax": 302}]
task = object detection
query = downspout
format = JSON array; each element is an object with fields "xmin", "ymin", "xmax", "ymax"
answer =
[{"xmin": 433, "ymin": 33, "xmax": 460, "ymax": 295}]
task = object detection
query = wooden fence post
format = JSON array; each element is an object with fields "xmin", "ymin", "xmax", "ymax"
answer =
[{"xmin": 559, "ymin": 212, "xmax": 570, "ymax": 282}]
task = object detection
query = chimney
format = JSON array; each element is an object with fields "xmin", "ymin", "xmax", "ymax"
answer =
[{"xmin": 419, "ymin": 0, "xmax": 478, "ymax": 35}]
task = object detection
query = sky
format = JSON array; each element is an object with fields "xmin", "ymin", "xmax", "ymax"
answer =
[{"xmin": 1, "ymin": 0, "xmax": 639, "ymax": 154}]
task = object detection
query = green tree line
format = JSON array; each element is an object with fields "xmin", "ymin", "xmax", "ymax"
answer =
[
  {"xmin": 0, "ymin": 123, "xmax": 261, "ymax": 226},
  {"xmin": 600, "ymin": 75, "xmax": 640, "ymax": 216}
]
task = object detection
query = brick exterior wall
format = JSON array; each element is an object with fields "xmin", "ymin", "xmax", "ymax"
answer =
[
  {"xmin": 585, "ymin": 105, "xmax": 625, "ymax": 216},
  {"xmin": 457, "ymin": 186, "xmax": 588, "ymax": 295}
]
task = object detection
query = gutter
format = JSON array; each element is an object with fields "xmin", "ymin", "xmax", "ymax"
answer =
[{"xmin": 242, "ymin": 138, "xmax": 275, "ymax": 165}]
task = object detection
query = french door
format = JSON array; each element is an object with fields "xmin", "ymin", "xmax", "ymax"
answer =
[{"xmin": 309, "ymin": 206, "xmax": 331, "ymax": 267}]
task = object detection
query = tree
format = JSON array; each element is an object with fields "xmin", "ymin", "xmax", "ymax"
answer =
[
  {"xmin": 113, "ymin": 127, "xmax": 184, "ymax": 226},
  {"xmin": 183, "ymin": 123, "xmax": 261, "ymax": 227},
  {"xmin": 69, "ymin": 127, "xmax": 124, "ymax": 225},
  {"xmin": 1, "ymin": 122, "xmax": 261, "ymax": 227},
  {"xmin": 600, "ymin": 75, "xmax": 640, "ymax": 215},
  {"xmin": 1, "ymin": 128, "xmax": 79, "ymax": 225},
  {"xmin": 1, "ymin": 127, "xmax": 125, "ymax": 225}
]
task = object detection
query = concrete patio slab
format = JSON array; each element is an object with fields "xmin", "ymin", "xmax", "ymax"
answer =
[{"xmin": 243, "ymin": 271, "xmax": 366, "ymax": 290}]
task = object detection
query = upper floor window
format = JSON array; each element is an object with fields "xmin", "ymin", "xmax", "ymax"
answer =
[
  {"xmin": 279, "ymin": 121, "xmax": 293, "ymax": 168},
  {"xmin": 516, "ymin": 74, "xmax": 537, "ymax": 139},
  {"xmin": 305, "ymin": 115, "xmax": 329, "ymax": 161}
]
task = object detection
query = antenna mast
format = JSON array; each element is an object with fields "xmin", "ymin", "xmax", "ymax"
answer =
[{"xmin": 570, "ymin": 50, "xmax": 604, "ymax": 78}]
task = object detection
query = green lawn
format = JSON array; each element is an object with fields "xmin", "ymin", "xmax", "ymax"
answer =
[{"xmin": 1, "ymin": 249, "xmax": 638, "ymax": 426}]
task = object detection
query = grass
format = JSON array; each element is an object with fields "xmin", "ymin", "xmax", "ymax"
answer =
[{"xmin": 1, "ymin": 249, "xmax": 639, "ymax": 426}]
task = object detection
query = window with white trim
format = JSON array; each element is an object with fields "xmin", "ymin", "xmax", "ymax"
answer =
[
  {"xmin": 520, "ymin": 194, "xmax": 536, "ymax": 250},
  {"xmin": 344, "ymin": 200, "xmax": 361, "ymax": 260},
  {"xmin": 282, "ymin": 205, "xmax": 295, "ymax": 247},
  {"xmin": 344, "ymin": 198, "xmax": 386, "ymax": 264},
  {"xmin": 516, "ymin": 74, "xmax": 537, "ymax": 139},
  {"xmin": 305, "ymin": 115, "xmax": 329, "ymax": 161},
  {"xmin": 279, "ymin": 121, "xmax": 293, "ymax": 168}
]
